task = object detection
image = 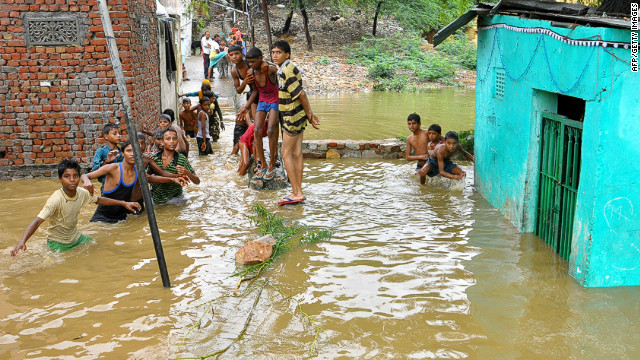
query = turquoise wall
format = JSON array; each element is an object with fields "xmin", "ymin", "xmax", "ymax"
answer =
[{"xmin": 475, "ymin": 15, "xmax": 640, "ymax": 287}]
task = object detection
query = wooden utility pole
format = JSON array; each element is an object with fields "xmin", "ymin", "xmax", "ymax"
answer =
[
  {"xmin": 96, "ymin": 0, "xmax": 171, "ymax": 288},
  {"xmin": 261, "ymin": 0, "xmax": 273, "ymax": 52}
]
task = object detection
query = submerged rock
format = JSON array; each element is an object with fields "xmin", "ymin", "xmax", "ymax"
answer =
[
  {"xmin": 235, "ymin": 240, "xmax": 273, "ymax": 265},
  {"xmin": 247, "ymin": 156, "xmax": 288, "ymax": 190}
]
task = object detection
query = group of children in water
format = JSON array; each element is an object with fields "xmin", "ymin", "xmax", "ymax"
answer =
[
  {"xmin": 10, "ymin": 39, "xmax": 476, "ymax": 257},
  {"xmin": 11, "ymin": 39, "xmax": 319, "ymax": 256},
  {"xmin": 405, "ymin": 113, "xmax": 475, "ymax": 185}
]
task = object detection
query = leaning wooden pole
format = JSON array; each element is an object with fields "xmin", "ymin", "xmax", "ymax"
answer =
[
  {"xmin": 96, "ymin": 0, "xmax": 171, "ymax": 288},
  {"xmin": 261, "ymin": 0, "xmax": 273, "ymax": 53}
]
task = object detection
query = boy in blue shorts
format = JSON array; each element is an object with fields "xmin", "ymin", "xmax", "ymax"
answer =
[
  {"xmin": 11, "ymin": 159, "xmax": 141, "ymax": 255},
  {"xmin": 238, "ymin": 47, "xmax": 280, "ymax": 180},
  {"xmin": 418, "ymin": 131, "xmax": 474, "ymax": 180}
]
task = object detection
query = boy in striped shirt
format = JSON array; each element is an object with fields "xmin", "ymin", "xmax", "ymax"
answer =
[{"xmin": 270, "ymin": 40, "xmax": 320, "ymax": 205}]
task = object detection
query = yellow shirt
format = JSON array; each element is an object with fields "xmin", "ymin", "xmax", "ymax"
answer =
[{"xmin": 37, "ymin": 187, "xmax": 98, "ymax": 244}]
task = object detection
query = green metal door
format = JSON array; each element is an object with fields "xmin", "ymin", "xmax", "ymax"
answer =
[{"xmin": 536, "ymin": 113, "xmax": 582, "ymax": 261}]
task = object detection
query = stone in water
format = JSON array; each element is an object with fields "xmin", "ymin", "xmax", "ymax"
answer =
[{"xmin": 235, "ymin": 241, "xmax": 273, "ymax": 265}]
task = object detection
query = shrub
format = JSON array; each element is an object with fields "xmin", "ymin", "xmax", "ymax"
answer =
[
  {"xmin": 368, "ymin": 59, "xmax": 396, "ymax": 79},
  {"xmin": 437, "ymin": 32, "xmax": 477, "ymax": 70},
  {"xmin": 415, "ymin": 54, "xmax": 456, "ymax": 83}
]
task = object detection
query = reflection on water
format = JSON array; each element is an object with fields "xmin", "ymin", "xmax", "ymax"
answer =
[
  {"xmin": 1, "ymin": 92, "xmax": 640, "ymax": 359},
  {"xmin": 307, "ymin": 89, "xmax": 476, "ymax": 140}
]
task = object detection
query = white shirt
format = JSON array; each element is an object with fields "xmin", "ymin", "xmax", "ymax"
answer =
[{"xmin": 201, "ymin": 36, "xmax": 219, "ymax": 55}]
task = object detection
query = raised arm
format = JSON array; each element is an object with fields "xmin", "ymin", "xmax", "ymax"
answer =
[
  {"xmin": 81, "ymin": 163, "xmax": 118, "ymax": 195},
  {"xmin": 11, "ymin": 217, "xmax": 45, "ymax": 257}
]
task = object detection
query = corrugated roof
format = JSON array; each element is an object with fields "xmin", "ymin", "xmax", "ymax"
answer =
[{"xmin": 434, "ymin": 0, "xmax": 632, "ymax": 47}]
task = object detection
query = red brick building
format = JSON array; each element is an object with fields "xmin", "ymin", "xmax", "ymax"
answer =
[{"xmin": 0, "ymin": 0, "xmax": 161, "ymax": 179}]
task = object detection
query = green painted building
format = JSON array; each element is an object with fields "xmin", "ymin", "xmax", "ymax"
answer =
[{"xmin": 437, "ymin": 1, "xmax": 639, "ymax": 287}]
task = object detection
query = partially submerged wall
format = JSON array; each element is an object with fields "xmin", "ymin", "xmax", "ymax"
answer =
[
  {"xmin": 0, "ymin": 0, "xmax": 160, "ymax": 179},
  {"xmin": 475, "ymin": 14, "xmax": 640, "ymax": 286},
  {"xmin": 302, "ymin": 139, "xmax": 405, "ymax": 159}
]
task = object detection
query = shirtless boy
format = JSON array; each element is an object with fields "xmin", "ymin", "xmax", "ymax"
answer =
[
  {"xmin": 418, "ymin": 131, "xmax": 475, "ymax": 180},
  {"xmin": 229, "ymin": 44, "xmax": 258, "ymax": 123},
  {"xmin": 405, "ymin": 113, "xmax": 429, "ymax": 184}
]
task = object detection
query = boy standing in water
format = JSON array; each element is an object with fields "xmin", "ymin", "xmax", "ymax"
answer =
[
  {"xmin": 82, "ymin": 141, "xmax": 187, "ymax": 223},
  {"xmin": 239, "ymin": 47, "xmax": 280, "ymax": 181},
  {"xmin": 271, "ymin": 40, "xmax": 320, "ymax": 205},
  {"xmin": 418, "ymin": 131, "xmax": 475, "ymax": 180},
  {"xmin": 11, "ymin": 159, "xmax": 141, "ymax": 256},
  {"xmin": 92, "ymin": 123, "xmax": 124, "ymax": 192},
  {"xmin": 151, "ymin": 128, "xmax": 200, "ymax": 204},
  {"xmin": 179, "ymin": 98, "xmax": 197, "ymax": 138},
  {"xmin": 405, "ymin": 113, "xmax": 430, "ymax": 184},
  {"xmin": 196, "ymin": 96, "xmax": 213, "ymax": 156}
]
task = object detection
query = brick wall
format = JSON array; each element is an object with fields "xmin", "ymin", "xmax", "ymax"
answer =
[{"xmin": 0, "ymin": 0, "xmax": 160, "ymax": 179}]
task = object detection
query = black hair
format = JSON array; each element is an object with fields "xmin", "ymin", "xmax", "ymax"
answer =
[
  {"xmin": 213, "ymin": 34, "xmax": 220, "ymax": 38},
  {"xmin": 57, "ymin": 158, "xmax": 81, "ymax": 178},
  {"xmin": 137, "ymin": 132, "xmax": 145, "ymax": 140},
  {"xmin": 202, "ymin": 91, "xmax": 215, "ymax": 100},
  {"xmin": 182, "ymin": 98, "xmax": 191, "ymax": 104},
  {"xmin": 272, "ymin": 39, "xmax": 291, "ymax": 54},
  {"xmin": 428, "ymin": 124, "xmax": 442, "ymax": 133},
  {"xmin": 159, "ymin": 114, "xmax": 172, "ymax": 123},
  {"xmin": 202, "ymin": 84, "xmax": 211, "ymax": 92},
  {"xmin": 102, "ymin": 123, "xmax": 119, "ymax": 135},
  {"xmin": 407, "ymin": 113, "xmax": 420, "ymax": 124},
  {"xmin": 445, "ymin": 131, "xmax": 459, "ymax": 142},
  {"xmin": 162, "ymin": 109, "xmax": 175, "ymax": 122},
  {"xmin": 153, "ymin": 128, "xmax": 164, "ymax": 139},
  {"xmin": 246, "ymin": 47, "xmax": 263, "ymax": 59},
  {"xmin": 120, "ymin": 139, "xmax": 132, "ymax": 151},
  {"xmin": 162, "ymin": 127, "xmax": 178, "ymax": 138},
  {"xmin": 228, "ymin": 44, "xmax": 243, "ymax": 53}
]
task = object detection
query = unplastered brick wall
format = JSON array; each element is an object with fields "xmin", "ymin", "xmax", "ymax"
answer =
[{"xmin": 0, "ymin": 0, "xmax": 160, "ymax": 179}]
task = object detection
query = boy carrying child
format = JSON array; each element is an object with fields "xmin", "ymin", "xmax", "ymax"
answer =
[
  {"xmin": 418, "ymin": 131, "xmax": 475, "ymax": 180},
  {"xmin": 11, "ymin": 159, "xmax": 141, "ymax": 256}
]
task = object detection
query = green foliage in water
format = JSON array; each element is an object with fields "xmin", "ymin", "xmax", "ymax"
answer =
[
  {"xmin": 458, "ymin": 129, "xmax": 474, "ymax": 154},
  {"xmin": 350, "ymin": 31, "xmax": 476, "ymax": 91},
  {"xmin": 232, "ymin": 204, "xmax": 332, "ymax": 278}
]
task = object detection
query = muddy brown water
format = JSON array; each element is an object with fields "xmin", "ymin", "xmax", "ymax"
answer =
[
  {"xmin": 2, "ymin": 84, "xmax": 640, "ymax": 359},
  {"xmin": 306, "ymin": 89, "xmax": 476, "ymax": 140}
]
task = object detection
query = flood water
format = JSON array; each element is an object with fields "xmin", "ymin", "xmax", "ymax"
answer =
[
  {"xmin": 307, "ymin": 89, "xmax": 476, "ymax": 140},
  {"xmin": 2, "ymin": 137, "xmax": 640, "ymax": 359},
  {"xmin": 1, "ymin": 78, "xmax": 639, "ymax": 359}
]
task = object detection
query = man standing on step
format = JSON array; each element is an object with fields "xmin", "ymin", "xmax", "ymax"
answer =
[{"xmin": 201, "ymin": 31, "xmax": 219, "ymax": 78}]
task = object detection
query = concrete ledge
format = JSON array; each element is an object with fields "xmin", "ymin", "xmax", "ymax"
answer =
[{"xmin": 302, "ymin": 139, "xmax": 406, "ymax": 159}]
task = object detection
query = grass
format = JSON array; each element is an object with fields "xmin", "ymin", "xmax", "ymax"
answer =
[{"xmin": 349, "ymin": 31, "xmax": 476, "ymax": 91}]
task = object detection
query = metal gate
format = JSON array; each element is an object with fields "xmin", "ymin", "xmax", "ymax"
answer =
[{"xmin": 536, "ymin": 112, "xmax": 582, "ymax": 261}]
